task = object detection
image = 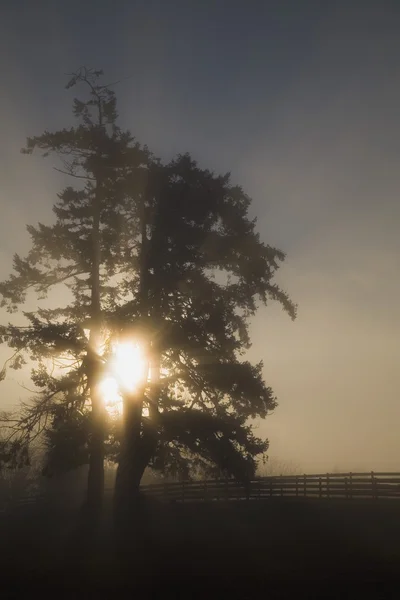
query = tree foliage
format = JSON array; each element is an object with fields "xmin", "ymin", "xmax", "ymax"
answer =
[{"xmin": 0, "ymin": 69, "xmax": 296, "ymax": 499}]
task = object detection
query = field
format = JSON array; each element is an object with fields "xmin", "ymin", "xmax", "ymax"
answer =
[{"xmin": 1, "ymin": 495, "xmax": 400, "ymax": 598}]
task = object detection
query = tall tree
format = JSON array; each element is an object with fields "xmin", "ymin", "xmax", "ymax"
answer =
[
  {"xmin": 0, "ymin": 70, "xmax": 296, "ymax": 533},
  {"xmin": 109, "ymin": 154, "xmax": 296, "ymax": 522},
  {"xmin": 0, "ymin": 68, "xmax": 150, "ymax": 522}
]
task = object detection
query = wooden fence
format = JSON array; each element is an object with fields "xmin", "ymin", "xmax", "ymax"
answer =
[
  {"xmin": 2, "ymin": 472, "xmax": 400, "ymax": 512},
  {"xmin": 137, "ymin": 472, "xmax": 400, "ymax": 503}
]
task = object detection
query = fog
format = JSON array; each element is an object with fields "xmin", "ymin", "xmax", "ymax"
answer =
[{"xmin": 1, "ymin": 0, "xmax": 399, "ymax": 473}]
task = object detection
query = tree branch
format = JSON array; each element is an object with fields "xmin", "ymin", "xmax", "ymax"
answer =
[{"xmin": 53, "ymin": 167, "xmax": 96, "ymax": 181}]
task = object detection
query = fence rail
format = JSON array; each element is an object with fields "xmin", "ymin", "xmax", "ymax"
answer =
[
  {"xmin": 2, "ymin": 472, "xmax": 400, "ymax": 512},
  {"xmin": 136, "ymin": 472, "xmax": 400, "ymax": 503}
]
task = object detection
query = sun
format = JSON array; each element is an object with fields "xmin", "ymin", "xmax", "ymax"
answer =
[
  {"xmin": 99, "ymin": 341, "xmax": 148, "ymax": 413},
  {"xmin": 111, "ymin": 341, "xmax": 147, "ymax": 392}
]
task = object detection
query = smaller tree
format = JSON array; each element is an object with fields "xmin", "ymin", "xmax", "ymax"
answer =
[
  {"xmin": 258, "ymin": 456, "xmax": 302, "ymax": 477},
  {"xmin": 0, "ymin": 436, "xmax": 44, "ymax": 506}
]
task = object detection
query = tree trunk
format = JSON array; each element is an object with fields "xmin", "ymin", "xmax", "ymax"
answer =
[
  {"xmin": 113, "ymin": 189, "xmax": 162, "ymax": 546},
  {"xmin": 114, "ymin": 396, "xmax": 145, "ymax": 518},
  {"xmin": 113, "ymin": 390, "xmax": 158, "ymax": 549},
  {"xmin": 86, "ymin": 384, "xmax": 105, "ymax": 527},
  {"xmin": 114, "ymin": 396, "xmax": 143, "ymax": 500},
  {"xmin": 85, "ymin": 155, "xmax": 104, "ymax": 528}
]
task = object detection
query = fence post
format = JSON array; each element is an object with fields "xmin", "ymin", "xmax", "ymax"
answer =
[
  {"xmin": 303, "ymin": 474, "xmax": 307, "ymax": 497},
  {"xmin": 258, "ymin": 479, "xmax": 261, "ymax": 500},
  {"xmin": 270, "ymin": 478, "xmax": 273, "ymax": 497},
  {"xmin": 371, "ymin": 471, "xmax": 377, "ymax": 500},
  {"xmin": 296, "ymin": 476, "xmax": 298, "ymax": 497},
  {"xmin": 280, "ymin": 474, "xmax": 283, "ymax": 497},
  {"xmin": 345, "ymin": 477, "xmax": 348, "ymax": 499},
  {"xmin": 319, "ymin": 477, "xmax": 322, "ymax": 499},
  {"xmin": 349, "ymin": 472, "xmax": 353, "ymax": 500},
  {"xmin": 327, "ymin": 473, "xmax": 330, "ymax": 499}
]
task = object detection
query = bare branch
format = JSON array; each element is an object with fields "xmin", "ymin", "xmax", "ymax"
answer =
[{"xmin": 53, "ymin": 167, "xmax": 96, "ymax": 181}]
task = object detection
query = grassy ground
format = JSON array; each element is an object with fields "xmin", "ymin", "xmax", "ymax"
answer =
[{"xmin": 1, "ymin": 497, "xmax": 400, "ymax": 597}]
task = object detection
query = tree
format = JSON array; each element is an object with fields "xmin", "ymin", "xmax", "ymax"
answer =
[
  {"xmin": 258, "ymin": 456, "xmax": 302, "ymax": 477},
  {"xmin": 0, "ymin": 69, "xmax": 296, "ymax": 531},
  {"xmin": 110, "ymin": 154, "xmax": 296, "ymax": 522},
  {"xmin": 0, "ymin": 435, "xmax": 44, "ymax": 507},
  {"xmin": 0, "ymin": 67, "xmax": 151, "ymax": 523}
]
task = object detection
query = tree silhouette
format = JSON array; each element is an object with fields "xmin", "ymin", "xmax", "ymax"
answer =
[
  {"xmin": 110, "ymin": 153, "xmax": 296, "ymax": 521},
  {"xmin": 0, "ymin": 69, "xmax": 296, "ymax": 529},
  {"xmin": 0, "ymin": 67, "xmax": 151, "ymax": 521}
]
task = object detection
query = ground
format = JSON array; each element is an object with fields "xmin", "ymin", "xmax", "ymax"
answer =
[{"xmin": 1, "ymin": 496, "xmax": 400, "ymax": 597}]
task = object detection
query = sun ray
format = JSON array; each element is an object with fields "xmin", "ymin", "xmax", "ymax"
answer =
[
  {"xmin": 99, "ymin": 340, "xmax": 148, "ymax": 415},
  {"xmin": 99, "ymin": 376, "xmax": 123, "ymax": 416}
]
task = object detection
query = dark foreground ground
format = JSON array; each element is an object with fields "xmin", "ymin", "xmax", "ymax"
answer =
[{"xmin": 1, "ymin": 497, "xmax": 400, "ymax": 598}]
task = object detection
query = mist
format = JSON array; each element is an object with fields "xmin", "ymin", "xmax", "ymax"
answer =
[{"xmin": 1, "ymin": 0, "xmax": 399, "ymax": 474}]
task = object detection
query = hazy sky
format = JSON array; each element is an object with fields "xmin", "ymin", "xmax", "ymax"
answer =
[{"xmin": 1, "ymin": 0, "xmax": 399, "ymax": 472}]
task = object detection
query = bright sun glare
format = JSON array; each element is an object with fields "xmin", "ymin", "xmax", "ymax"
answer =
[{"xmin": 99, "ymin": 341, "xmax": 148, "ymax": 415}]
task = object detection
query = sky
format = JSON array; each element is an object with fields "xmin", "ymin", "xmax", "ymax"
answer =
[{"xmin": 0, "ymin": 0, "xmax": 399, "ymax": 473}]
